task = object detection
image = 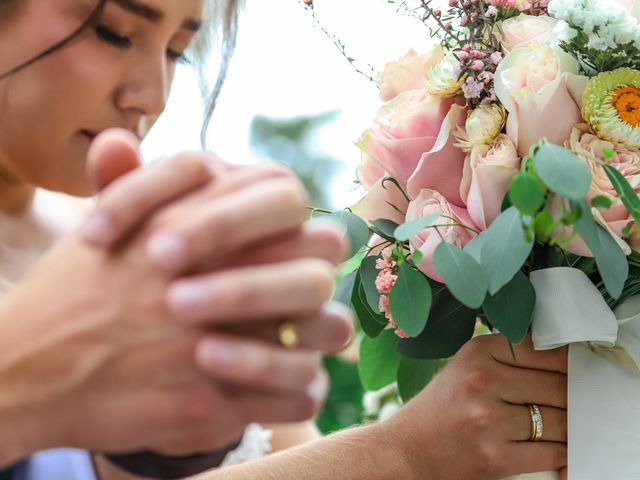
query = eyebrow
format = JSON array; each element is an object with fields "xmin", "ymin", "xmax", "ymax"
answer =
[{"xmin": 111, "ymin": 0, "xmax": 202, "ymax": 32}]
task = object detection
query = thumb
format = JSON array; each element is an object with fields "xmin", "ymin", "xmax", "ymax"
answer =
[{"xmin": 87, "ymin": 128, "xmax": 142, "ymax": 192}]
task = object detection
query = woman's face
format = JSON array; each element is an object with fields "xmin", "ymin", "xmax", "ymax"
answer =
[{"xmin": 0, "ymin": 0, "xmax": 204, "ymax": 196}]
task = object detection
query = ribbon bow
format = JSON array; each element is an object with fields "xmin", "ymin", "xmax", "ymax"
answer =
[{"xmin": 529, "ymin": 267, "xmax": 640, "ymax": 480}]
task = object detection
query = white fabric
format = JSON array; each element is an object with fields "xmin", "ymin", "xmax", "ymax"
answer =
[
  {"xmin": 522, "ymin": 267, "xmax": 640, "ymax": 480},
  {"xmin": 221, "ymin": 423, "xmax": 273, "ymax": 467},
  {"xmin": 19, "ymin": 449, "xmax": 96, "ymax": 480}
]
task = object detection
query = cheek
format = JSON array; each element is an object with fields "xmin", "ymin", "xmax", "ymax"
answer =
[{"xmin": 0, "ymin": 41, "xmax": 116, "ymax": 195}]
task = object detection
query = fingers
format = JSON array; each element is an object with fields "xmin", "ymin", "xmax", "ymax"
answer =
[
  {"xmin": 477, "ymin": 334, "xmax": 568, "ymax": 374},
  {"xmin": 166, "ymin": 258, "xmax": 335, "ymax": 324},
  {"xmin": 86, "ymin": 129, "xmax": 141, "ymax": 192},
  {"xmin": 146, "ymin": 177, "xmax": 308, "ymax": 273},
  {"xmin": 505, "ymin": 404, "xmax": 567, "ymax": 443},
  {"xmin": 207, "ymin": 221, "xmax": 349, "ymax": 271},
  {"xmin": 194, "ymin": 333, "xmax": 324, "ymax": 394},
  {"xmin": 218, "ymin": 302, "xmax": 354, "ymax": 354},
  {"xmin": 497, "ymin": 364, "xmax": 568, "ymax": 409},
  {"xmin": 503, "ymin": 442, "xmax": 567, "ymax": 478},
  {"xmin": 82, "ymin": 152, "xmax": 215, "ymax": 248}
]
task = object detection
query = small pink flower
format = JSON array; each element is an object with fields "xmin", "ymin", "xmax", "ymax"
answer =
[
  {"xmin": 388, "ymin": 318, "xmax": 411, "ymax": 339},
  {"xmin": 490, "ymin": 51, "xmax": 503, "ymax": 65},
  {"xmin": 472, "ymin": 50, "xmax": 488, "ymax": 59},
  {"xmin": 379, "ymin": 295, "xmax": 390, "ymax": 316},
  {"xmin": 375, "ymin": 269, "xmax": 398, "ymax": 294},
  {"xmin": 478, "ymin": 71, "xmax": 494, "ymax": 84},
  {"xmin": 462, "ymin": 44, "xmax": 472, "ymax": 52},
  {"xmin": 460, "ymin": 15, "xmax": 470, "ymax": 26},
  {"xmin": 459, "ymin": 51, "xmax": 471, "ymax": 61},
  {"xmin": 486, "ymin": 5, "xmax": 498, "ymax": 17},
  {"xmin": 449, "ymin": 0, "xmax": 458, "ymax": 6},
  {"xmin": 462, "ymin": 77, "xmax": 484, "ymax": 99}
]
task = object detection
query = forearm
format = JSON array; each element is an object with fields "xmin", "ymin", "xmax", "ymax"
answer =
[{"xmin": 193, "ymin": 423, "xmax": 417, "ymax": 480}]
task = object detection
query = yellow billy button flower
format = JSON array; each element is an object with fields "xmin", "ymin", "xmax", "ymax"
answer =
[
  {"xmin": 582, "ymin": 68, "xmax": 640, "ymax": 149},
  {"xmin": 425, "ymin": 54, "xmax": 466, "ymax": 98},
  {"xmin": 454, "ymin": 103, "xmax": 507, "ymax": 152}
]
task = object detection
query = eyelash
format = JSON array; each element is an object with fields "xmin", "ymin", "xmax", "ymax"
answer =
[{"xmin": 94, "ymin": 24, "xmax": 191, "ymax": 64}]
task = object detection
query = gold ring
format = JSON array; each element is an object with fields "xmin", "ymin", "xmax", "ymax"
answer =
[
  {"xmin": 278, "ymin": 321, "xmax": 300, "ymax": 349},
  {"xmin": 528, "ymin": 404, "xmax": 543, "ymax": 442}
]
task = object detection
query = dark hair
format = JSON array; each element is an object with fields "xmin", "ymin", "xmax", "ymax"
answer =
[{"xmin": 0, "ymin": 0, "xmax": 240, "ymax": 148}]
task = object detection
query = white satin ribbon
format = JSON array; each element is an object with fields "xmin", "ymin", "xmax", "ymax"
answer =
[{"xmin": 527, "ymin": 267, "xmax": 640, "ymax": 480}]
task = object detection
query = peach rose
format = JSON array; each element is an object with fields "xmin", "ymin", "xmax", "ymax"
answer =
[
  {"xmin": 351, "ymin": 178, "xmax": 410, "ymax": 226},
  {"xmin": 406, "ymin": 189, "xmax": 478, "ymax": 282},
  {"xmin": 497, "ymin": 14, "xmax": 559, "ymax": 53},
  {"xmin": 562, "ymin": 123, "xmax": 638, "ymax": 255},
  {"xmin": 460, "ymin": 135, "xmax": 521, "ymax": 230},
  {"xmin": 486, "ymin": 0, "xmax": 532, "ymax": 11},
  {"xmin": 376, "ymin": 46, "xmax": 445, "ymax": 102},
  {"xmin": 405, "ymin": 103, "xmax": 469, "ymax": 206},
  {"xmin": 357, "ymin": 89, "xmax": 465, "ymax": 194},
  {"xmin": 493, "ymin": 42, "xmax": 588, "ymax": 156}
]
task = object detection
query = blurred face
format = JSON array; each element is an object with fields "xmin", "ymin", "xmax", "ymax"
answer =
[{"xmin": 0, "ymin": 0, "xmax": 204, "ymax": 196}]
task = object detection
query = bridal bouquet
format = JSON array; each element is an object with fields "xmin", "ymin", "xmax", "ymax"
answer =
[{"xmin": 318, "ymin": 0, "xmax": 640, "ymax": 477}]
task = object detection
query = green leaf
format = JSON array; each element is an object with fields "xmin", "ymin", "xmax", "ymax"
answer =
[
  {"xmin": 433, "ymin": 243, "xmax": 487, "ymax": 308},
  {"xmin": 601, "ymin": 163, "xmax": 640, "ymax": 225},
  {"xmin": 397, "ymin": 289, "xmax": 476, "ymax": 359},
  {"xmin": 359, "ymin": 256, "xmax": 383, "ymax": 313},
  {"xmin": 508, "ymin": 173, "xmax": 545, "ymax": 216},
  {"xmin": 591, "ymin": 195, "xmax": 614, "ymax": 210},
  {"xmin": 482, "ymin": 271, "xmax": 535, "ymax": 344},
  {"xmin": 397, "ymin": 357, "xmax": 445, "ymax": 402},
  {"xmin": 322, "ymin": 211, "xmax": 370, "ymax": 258},
  {"xmin": 480, "ymin": 207, "xmax": 534, "ymax": 295},
  {"xmin": 573, "ymin": 199, "xmax": 628, "ymax": 299},
  {"xmin": 358, "ymin": 330, "xmax": 401, "ymax": 391},
  {"xmin": 389, "ymin": 264, "xmax": 432, "ymax": 337},
  {"xmin": 333, "ymin": 271, "xmax": 357, "ymax": 306},
  {"xmin": 463, "ymin": 232, "xmax": 484, "ymax": 264},
  {"xmin": 533, "ymin": 144, "xmax": 591, "ymax": 199},
  {"xmin": 533, "ymin": 209, "xmax": 555, "ymax": 240},
  {"xmin": 353, "ymin": 281, "xmax": 386, "ymax": 338},
  {"xmin": 394, "ymin": 214, "xmax": 442, "ymax": 242},
  {"xmin": 371, "ymin": 219, "xmax": 400, "ymax": 242},
  {"xmin": 412, "ymin": 250, "xmax": 424, "ymax": 266}
]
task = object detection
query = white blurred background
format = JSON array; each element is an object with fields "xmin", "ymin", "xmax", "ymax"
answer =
[{"xmin": 141, "ymin": 0, "xmax": 434, "ymax": 208}]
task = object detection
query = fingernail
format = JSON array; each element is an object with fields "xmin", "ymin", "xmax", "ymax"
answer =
[
  {"xmin": 306, "ymin": 372, "xmax": 327, "ymax": 403},
  {"xmin": 166, "ymin": 282, "xmax": 210, "ymax": 320},
  {"xmin": 147, "ymin": 234, "xmax": 186, "ymax": 271},
  {"xmin": 196, "ymin": 339, "xmax": 238, "ymax": 371},
  {"xmin": 81, "ymin": 214, "xmax": 114, "ymax": 246}
]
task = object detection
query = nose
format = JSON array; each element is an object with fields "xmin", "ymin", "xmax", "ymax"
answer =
[{"xmin": 115, "ymin": 52, "xmax": 170, "ymax": 118}]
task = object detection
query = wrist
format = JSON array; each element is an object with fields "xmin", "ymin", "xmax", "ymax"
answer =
[{"xmin": 370, "ymin": 417, "xmax": 437, "ymax": 480}]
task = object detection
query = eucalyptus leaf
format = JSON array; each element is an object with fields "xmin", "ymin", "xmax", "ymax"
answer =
[
  {"xmin": 433, "ymin": 242, "xmax": 486, "ymax": 308},
  {"xmin": 353, "ymin": 281, "xmax": 386, "ymax": 338},
  {"xmin": 601, "ymin": 163, "xmax": 640, "ymax": 224},
  {"xmin": 412, "ymin": 250, "xmax": 424, "ymax": 266},
  {"xmin": 464, "ymin": 232, "xmax": 484, "ymax": 264},
  {"xmin": 482, "ymin": 271, "xmax": 535, "ymax": 344},
  {"xmin": 397, "ymin": 289, "xmax": 476, "ymax": 359},
  {"xmin": 358, "ymin": 330, "xmax": 401, "ymax": 391},
  {"xmin": 533, "ymin": 144, "xmax": 591, "ymax": 199},
  {"xmin": 333, "ymin": 271, "xmax": 357, "ymax": 306},
  {"xmin": 394, "ymin": 214, "xmax": 441, "ymax": 242},
  {"xmin": 359, "ymin": 256, "xmax": 383, "ymax": 313},
  {"xmin": 371, "ymin": 219, "xmax": 400, "ymax": 242},
  {"xmin": 389, "ymin": 264, "xmax": 432, "ymax": 338},
  {"xmin": 508, "ymin": 173, "xmax": 546, "ymax": 216},
  {"xmin": 480, "ymin": 207, "xmax": 534, "ymax": 295},
  {"xmin": 397, "ymin": 357, "xmax": 445, "ymax": 402},
  {"xmin": 573, "ymin": 199, "xmax": 628, "ymax": 299},
  {"xmin": 322, "ymin": 211, "xmax": 370, "ymax": 258}
]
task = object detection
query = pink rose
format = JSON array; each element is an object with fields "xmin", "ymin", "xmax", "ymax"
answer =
[
  {"xmin": 497, "ymin": 14, "xmax": 559, "ymax": 53},
  {"xmin": 460, "ymin": 134, "xmax": 521, "ymax": 230},
  {"xmin": 406, "ymin": 189, "xmax": 478, "ymax": 282},
  {"xmin": 493, "ymin": 42, "xmax": 588, "ymax": 155},
  {"xmin": 357, "ymin": 89, "xmax": 465, "ymax": 192},
  {"xmin": 562, "ymin": 124, "xmax": 637, "ymax": 255},
  {"xmin": 376, "ymin": 47, "xmax": 445, "ymax": 102},
  {"xmin": 405, "ymin": 103, "xmax": 469, "ymax": 206}
]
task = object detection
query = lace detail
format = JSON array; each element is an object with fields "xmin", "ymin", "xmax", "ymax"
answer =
[{"xmin": 221, "ymin": 424, "xmax": 273, "ymax": 467}]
